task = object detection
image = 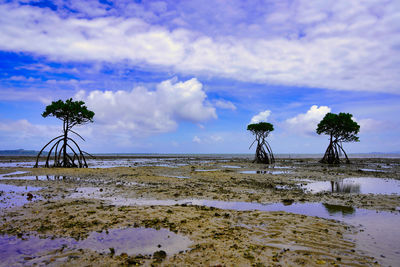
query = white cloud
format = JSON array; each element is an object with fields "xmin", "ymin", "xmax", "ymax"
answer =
[
  {"xmin": 357, "ymin": 118, "xmax": 392, "ymax": 133},
  {"xmin": 0, "ymin": 88, "xmax": 71, "ymax": 104},
  {"xmin": 192, "ymin": 136, "xmax": 201, "ymax": 143},
  {"xmin": 1, "ymin": 1, "xmax": 399, "ymax": 93},
  {"xmin": 210, "ymin": 135, "xmax": 223, "ymax": 142},
  {"xmin": 250, "ymin": 110, "xmax": 271, "ymax": 124},
  {"xmin": 0, "ymin": 119, "xmax": 59, "ymax": 138},
  {"xmin": 192, "ymin": 134, "xmax": 223, "ymax": 144},
  {"xmin": 285, "ymin": 105, "xmax": 331, "ymax": 135},
  {"xmin": 8, "ymin": 76, "xmax": 40, "ymax": 82},
  {"xmin": 75, "ymin": 78, "xmax": 216, "ymax": 136},
  {"xmin": 214, "ymin": 100, "xmax": 237, "ymax": 110}
]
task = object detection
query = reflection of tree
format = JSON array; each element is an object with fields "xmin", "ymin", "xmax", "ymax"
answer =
[
  {"xmin": 35, "ymin": 175, "xmax": 77, "ymax": 181},
  {"xmin": 330, "ymin": 181, "xmax": 360, "ymax": 193},
  {"xmin": 323, "ymin": 203, "xmax": 355, "ymax": 216}
]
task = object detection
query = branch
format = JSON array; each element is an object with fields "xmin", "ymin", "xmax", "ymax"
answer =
[{"xmin": 69, "ymin": 130, "xmax": 85, "ymax": 141}]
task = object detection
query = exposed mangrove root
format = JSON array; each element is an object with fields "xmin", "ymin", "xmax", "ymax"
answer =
[
  {"xmin": 319, "ymin": 140, "xmax": 350, "ymax": 164},
  {"xmin": 34, "ymin": 134, "xmax": 91, "ymax": 168},
  {"xmin": 249, "ymin": 133, "xmax": 275, "ymax": 164}
]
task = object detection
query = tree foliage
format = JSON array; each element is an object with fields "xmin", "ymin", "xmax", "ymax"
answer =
[
  {"xmin": 247, "ymin": 122, "xmax": 275, "ymax": 164},
  {"xmin": 42, "ymin": 98, "xmax": 94, "ymax": 129},
  {"xmin": 247, "ymin": 122, "xmax": 274, "ymax": 134},
  {"xmin": 316, "ymin": 112, "xmax": 360, "ymax": 164},
  {"xmin": 34, "ymin": 98, "xmax": 95, "ymax": 168}
]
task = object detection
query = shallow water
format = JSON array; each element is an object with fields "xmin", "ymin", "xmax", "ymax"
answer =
[
  {"xmin": 240, "ymin": 170, "xmax": 292, "ymax": 175},
  {"xmin": 9, "ymin": 157, "xmax": 220, "ymax": 169},
  {"xmin": 0, "ymin": 161, "xmax": 36, "ymax": 168},
  {"xmin": 302, "ymin": 177, "xmax": 400, "ymax": 194},
  {"xmin": 0, "ymin": 183, "xmax": 42, "ymax": 208},
  {"xmin": 68, "ymin": 189, "xmax": 399, "ymax": 266},
  {"xmin": 221, "ymin": 165, "xmax": 242, "ymax": 169},
  {"xmin": 0, "ymin": 227, "xmax": 192, "ymax": 266},
  {"xmin": 0, "ymin": 171, "xmax": 29, "ymax": 178},
  {"xmin": 160, "ymin": 175, "xmax": 190, "ymax": 179},
  {"xmin": 0, "ymin": 174, "xmax": 73, "ymax": 181}
]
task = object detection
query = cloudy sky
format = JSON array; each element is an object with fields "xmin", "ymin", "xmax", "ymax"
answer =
[{"xmin": 1, "ymin": 0, "xmax": 399, "ymax": 154}]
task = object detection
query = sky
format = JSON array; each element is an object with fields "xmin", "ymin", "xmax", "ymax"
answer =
[{"xmin": 0, "ymin": 0, "xmax": 400, "ymax": 154}]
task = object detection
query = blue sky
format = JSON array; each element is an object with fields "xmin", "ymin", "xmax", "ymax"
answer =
[{"xmin": 1, "ymin": 0, "xmax": 400, "ymax": 154}]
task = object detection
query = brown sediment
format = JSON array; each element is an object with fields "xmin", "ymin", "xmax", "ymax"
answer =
[
  {"xmin": 2, "ymin": 157, "xmax": 400, "ymax": 211},
  {"xmin": 0, "ymin": 199, "xmax": 375, "ymax": 266}
]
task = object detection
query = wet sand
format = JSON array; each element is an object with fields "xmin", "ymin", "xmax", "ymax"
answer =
[{"xmin": 0, "ymin": 156, "xmax": 399, "ymax": 266}]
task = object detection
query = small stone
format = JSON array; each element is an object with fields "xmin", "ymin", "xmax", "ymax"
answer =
[{"xmin": 153, "ymin": 250, "xmax": 167, "ymax": 261}]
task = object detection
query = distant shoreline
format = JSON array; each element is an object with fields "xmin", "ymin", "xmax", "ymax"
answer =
[{"xmin": 1, "ymin": 151, "xmax": 400, "ymax": 159}]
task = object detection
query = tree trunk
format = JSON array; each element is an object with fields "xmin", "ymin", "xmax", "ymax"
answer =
[{"xmin": 63, "ymin": 118, "xmax": 68, "ymax": 167}]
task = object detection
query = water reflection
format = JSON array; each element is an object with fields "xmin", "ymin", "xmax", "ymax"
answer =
[
  {"xmin": 330, "ymin": 181, "xmax": 360, "ymax": 193},
  {"xmin": 240, "ymin": 170, "xmax": 291, "ymax": 175},
  {"xmin": 0, "ymin": 227, "xmax": 192, "ymax": 266},
  {"xmin": 67, "ymin": 191, "xmax": 400, "ymax": 266},
  {"xmin": 323, "ymin": 203, "xmax": 356, "ymax": 216},
  {"xmin": 0, "ymin": 184, "xmax": 42, "ymax": 208},
  {"xmin": 0, "ymin": 174, "xmax": 81, "ymax": 181},
  {"xmin": 302, "ymin": 177, "xmax": 400, "ymax": 195}
]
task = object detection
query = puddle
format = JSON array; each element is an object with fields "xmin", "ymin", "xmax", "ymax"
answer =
[
  {"xmin": 221, "ymin": 165, "xmax": 242, "ymax": 169},
  {"xmin": 0, "ymin": 227, "xmax": 191, "ymax": 266},
  {"xmin": 359, "ymin": 168, "xmax": 387, "ymax": 173},
  {"xmin": 160, "ymin": 175, "xmax": 190, "ymax": 179},
  {"xmin": 0, "ymin": 171, "xmax": 29, "ymax": 178},
  {"xmin": 270, "ymin": 166, "xmax": 293, "ymax": 169},
  {"xmin": 0, "ymin": 183, "xmax": 42, "ymax": 208},
  {"xmin": 0, "ymin": 184, "xmax": 42, "ymax": 193},
  {"xmin": 0, "ymin": 174, "xmax": 73, "ymax": 181},
  {"xmin": 115, "ymin": 181, "xmax": 147, "ymax": 186},
  {"xmin": 79, "ymin": 228, "xmax": 191, "ymax": 255},
  {"xmin": 240, "ymin": 170, "xmax": 292, "ymax": 175},
  {"xmin": 302, "ymin": 177, "xmax": 400, "ymax": 194},
  {"xmin": 292, "ymin": 178, "xmax": 315, "ymax": 182},
  {"xmin": 0, "ymin": 174, "xmax": 147, "ymax": 188},
  {"xmin": 68, "ymin": 190, "xmax": 399, "ymax": 266},
  {"xmin": 0, "ymin": 161, "xmax": 36, "ymax": 168},
  {"xmin": 194, "ymin": 169, "xmax": 219, "ymax": 172}
]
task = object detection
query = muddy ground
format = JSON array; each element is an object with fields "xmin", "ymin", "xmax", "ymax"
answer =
[{"xmin": 0, "ymin": 156, "xmax": 399, "ymax": 266}]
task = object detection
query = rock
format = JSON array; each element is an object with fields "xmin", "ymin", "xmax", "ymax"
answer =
[
  {"xmin": 26, "ymin": 193, "xmax": 33, "ymax": 201},
  {"xmin": 153, "ymin": 250, "xmax": 167, "ymax": 261}
]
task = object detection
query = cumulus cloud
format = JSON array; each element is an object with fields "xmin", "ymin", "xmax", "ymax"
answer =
[
  {"xmin": 214, "ymin": 100, "xmax": 236, "ymax": 110},
  {"xmin": 192, "ymin": 136, "xmax": 201, "ymax": 143},
  {"xmin": 0, "ymin": 1, "xmax": 399, "ymax": 93},
  {"xmin": 250, "ymin": 110, "xmax": 271, "ymax": 124},
  {"xmin": 75, "ymin": 78, "xmax": 216, "ymax": 136},
  {"xmin": 285, "ymin": 105, "xmax": 331, "ymax": 135}
]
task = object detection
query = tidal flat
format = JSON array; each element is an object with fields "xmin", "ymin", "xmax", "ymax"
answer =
[{"xmin": 0, "ymin": 156, "xmax": 399, "ymax": 266}]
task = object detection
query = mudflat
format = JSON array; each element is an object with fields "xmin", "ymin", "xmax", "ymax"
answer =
[{"xmin": 0, "ymin": 156, "xmax": 399, "ymax": 266}]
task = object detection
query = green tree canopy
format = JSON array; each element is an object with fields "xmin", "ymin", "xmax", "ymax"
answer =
[
  {"xmin": 316, "ymin": 112, "xmax": 360, "ymax": 164},
  {"xmin": 247, "ymin": 122, "xmax": 274, "ymax": 134},
  {"xmin": 316, "ymin": 113, "xmax": 360, "ymax": 143},
  {"xmin": 42, "ymin": 98, "xmax": 95, "ymax": 130}
]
